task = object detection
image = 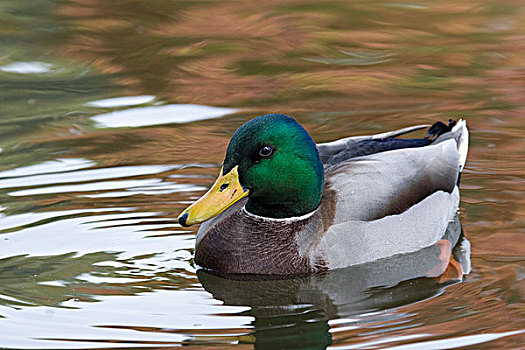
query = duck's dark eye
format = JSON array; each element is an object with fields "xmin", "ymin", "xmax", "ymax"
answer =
[{"xmin": 259, "ymin": 145, "xmax": 273, "ymax": 158}]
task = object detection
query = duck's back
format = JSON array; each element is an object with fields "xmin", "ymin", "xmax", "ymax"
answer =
[{"xmin": 325, "ymin": 138, "xmax": 459, "ymax": 223}]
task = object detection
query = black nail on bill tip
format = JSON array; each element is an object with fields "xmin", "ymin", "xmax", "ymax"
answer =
[{"xmin": 178, "ymin": 213, "xmax": 189, "ymax": 227}]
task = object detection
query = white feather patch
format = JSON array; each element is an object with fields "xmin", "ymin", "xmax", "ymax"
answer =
[{"xmin": 452, "ymin": 119, "xmax": 469, "ymax": 172}]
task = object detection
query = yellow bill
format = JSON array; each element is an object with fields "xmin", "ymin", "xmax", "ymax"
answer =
[{"xmin": 177, "ymin": 166, "xmax": 249, "ymax": 226}]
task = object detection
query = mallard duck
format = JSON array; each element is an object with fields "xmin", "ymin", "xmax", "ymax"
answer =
[{"xmin": 178, "ymin": 114, "xmax": 469, "ymax": 275}]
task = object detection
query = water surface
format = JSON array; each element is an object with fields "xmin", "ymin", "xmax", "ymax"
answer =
[{"xmin": 0, "ymin": 0, "xmax": 524, "ymax": 349}]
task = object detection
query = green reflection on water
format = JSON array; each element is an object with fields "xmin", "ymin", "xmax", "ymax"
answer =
[
  {"xmin": 0, "ymin": 252, "xmax": 118, "ymax": 309},
  {"xmin": 0, "ymin": 0, "xmax": 118, "ymax": 168},
  {"xmin": 0, "ymin": 251, "xmax": 195, "ymax": 311}
]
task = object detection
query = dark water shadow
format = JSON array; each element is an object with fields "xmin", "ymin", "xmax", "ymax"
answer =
[{"xmin": 196, "ymin": 216, "xmax": 470, "ymax": 349}]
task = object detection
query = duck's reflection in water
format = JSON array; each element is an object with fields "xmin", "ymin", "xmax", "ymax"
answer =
[{"xmin": 196, "ymin": 216, "xmax": 471, "ymax": 349}]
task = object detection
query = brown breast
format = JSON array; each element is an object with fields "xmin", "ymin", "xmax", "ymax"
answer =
[
  {"xmin": 194, "ymin": 188, "xmax": 336, "ymax": 275},
  {"xmin": 195, "ymin": 209, "xmax": 314, "ymax": 274}
]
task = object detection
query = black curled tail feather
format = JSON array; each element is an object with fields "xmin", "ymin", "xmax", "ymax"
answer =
[{"xmin": 425, "ymin": 120, "xmax": 457, "ymax": 141}]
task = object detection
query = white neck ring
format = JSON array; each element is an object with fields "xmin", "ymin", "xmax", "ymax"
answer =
[{"xmin": 242, "ymin": 205, "xmax": 316, "ymax": 223}]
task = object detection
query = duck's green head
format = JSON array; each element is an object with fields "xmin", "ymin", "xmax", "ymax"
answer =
[{"xmin": 178, "ymin": 114, "xmax": 324, "ymax": 226}]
